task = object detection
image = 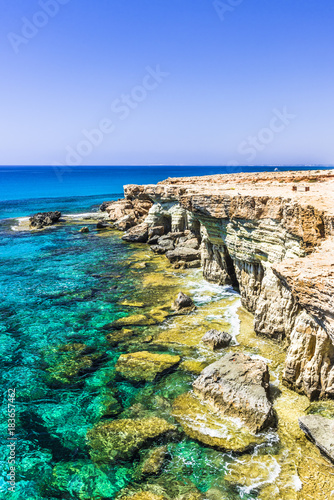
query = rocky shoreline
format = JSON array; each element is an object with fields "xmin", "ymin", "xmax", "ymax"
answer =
[
  {"xmin": 98, "ymin": 169, "xmax": 334, "ymax": 471},
  {"xmin": 22, "ymin": 169, "xmax": 334, "ymax": 498}
]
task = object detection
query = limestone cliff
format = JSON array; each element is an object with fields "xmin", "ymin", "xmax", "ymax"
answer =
[{"xmin": 107, "ymin": 169, "xmax": 334, "ymax": 400}]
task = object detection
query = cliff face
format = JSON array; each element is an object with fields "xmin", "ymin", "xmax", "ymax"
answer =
[{"xmin": 116, "ymin": 170, "xmax": 334, "ymax": 400}]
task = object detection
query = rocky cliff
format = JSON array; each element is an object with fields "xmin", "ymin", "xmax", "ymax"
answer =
[{"xmin": 105, "ymin": 169, "xmax": 334, "ymax": 400}]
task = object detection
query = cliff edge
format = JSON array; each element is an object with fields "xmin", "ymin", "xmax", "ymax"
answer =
[{"xmin": 105, "ymin": 169, "xmax": 334, "ymax": 400}]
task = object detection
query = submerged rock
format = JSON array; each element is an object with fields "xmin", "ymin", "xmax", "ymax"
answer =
[
  {"xmin": 192, "ymin": 352, "xmax": 275, "ymax": 433},
  {"xmin": 106, "ymin": 328, "xmax": 135, "ymax": 346},
  {"xmin": 120, "ymin": 300, "xmax": 146, "ymax": 308},
  {"xmin": 172, "ymin": 292, "xmax": 196, "ymax": 313},
  {"xmin": 29, "ymin": 211, "xmax": 61, "ymax": 229},
  {"xmin": 299, "ymin": 415, "xmax": 334, "ymax": 463},
  {"xmin": 172, "ymin": 392, "xmax": 265, "ymax": 452},
  {"xmin": 122, "ymin": 223, "xmax": 149, "ymax": 243},
  {"xmin": 136, "ymin": 446, "xmax": 168, "ymax": 478},
  {"xmin": 87, "ymin": 417, "xmax": 176, "ymax": 462},
  {"xmin": 109, "ymin": 314, "xmax": 157, "ymax": 329},
  {"xmin": 119, "ymin": 493, "xmax": 166, "ymax": 500},
  {"xmin": 201, "ymin": 329, "xmax": 232, "ymax": 350},
  {"xmin": 116, "ymin": 351, "xmax": 181, "ymax": 382},
  {"xmin": 79, "ymin": 226, "xmax": 90, "ymax": 233}
]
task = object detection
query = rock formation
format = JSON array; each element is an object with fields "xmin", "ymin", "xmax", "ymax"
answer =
[
  {"xmin": 201, "ymin": 329, "xmax": 232, "ymax": 350},
  {"xmin": 299, "ymin": 414, "xmax": 334, "ymax": 463},
  {"xmin": 29, "ymin": 211, "xmax": 61, "ymax": 229},
  {"xmin": 192, "ymin": 352, "xmax": 275, "ymax": 433},
  {"xmin": 103, "ymin": 169, "xmax": 334, "ymax": 401}
]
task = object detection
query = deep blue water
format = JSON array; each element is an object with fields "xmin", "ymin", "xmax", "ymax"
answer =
[{"xmin": 0, "ymin": 165, "xmax": 330, "ymax": 219}]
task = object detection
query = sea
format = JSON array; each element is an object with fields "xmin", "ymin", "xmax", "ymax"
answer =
[{"xmin": 0, "ymin": 165, "xmax": 331, "ymax": 500}]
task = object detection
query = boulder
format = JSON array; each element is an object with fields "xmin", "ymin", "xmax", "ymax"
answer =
[
  {"xmin": 166, "ymin": 248, "xmax": 201, "ymax": 263},
  {"xmin": 202, "ymin": 329, "xmax": 232, "ymax": 350},
  {"xmin": 79, "ymin": 226, "xmax": 89, "ymax": 233},
  {"xmin": 299, "ymin": 415, "xmax": 334, "ymax": 463},
  {"xmin": 116, "ymin": 351, "xmax": 181, "ymax": 382},
  {"xmin": 122, "ymin": 223, "xmax": 149, "ymax": 243},
  {"xmin": 172, "ymin": 292, "xmax": 195, "ymax": 312},
  {"xmin": 87, "ymin": 417, "xmax": 176, "ymax": 462},
  {"xmin": 29, "ymin": 211, "xmax": 61, "ymax": 229},
  {"xmin": 192, "ymin": 352, "xmax": 275, "ymax": 433},
  {"xmin": 148, "ymin": 226, "xmax": 165, "ymax": 238},
  {"xmin": 172, "ymin": 392, "xmax": 266, "ymax": 452}
]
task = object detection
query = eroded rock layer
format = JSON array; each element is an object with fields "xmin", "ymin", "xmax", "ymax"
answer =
[{"xmin": 106, "ymin": 170, "xmax": 334, "ymax": 400}]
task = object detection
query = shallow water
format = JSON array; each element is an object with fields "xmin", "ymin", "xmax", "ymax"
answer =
[{"xmin": 0, "ymin": 210, "xmax": 334, "ymax": 499}]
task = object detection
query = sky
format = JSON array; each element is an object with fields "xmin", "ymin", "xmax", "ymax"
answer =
[{"xmin": 0, "ymin": 0, "xmax": 334, "ymax": 166}]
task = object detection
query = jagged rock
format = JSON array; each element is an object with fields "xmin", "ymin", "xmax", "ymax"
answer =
[
  {"xmin": 166, "ymin": 248, "xmax": 201, "ymax": 263},
  {"xmin": 202, "ymin": 329, "xmax": 232, "ymax": 350},
  {"xmin": 99, "ymin": 201, "xmax": 113, "ymax": 212},
  {"xmin": 172, "ymin": 392, "xmax": 266, "ymax": 452},
  {"xmin": 29, "ymin": 211, "xmax": 61, "ymax": 229},
  {"xmin": 148, "ymin": 226, "xmax": 165, "ymax": 238},
  {"xmin": 87, "ymin": 417, "xmax": 176, "ymax": 462},
  {"xmin": 116, "ymin": 351, "xmax": 181, "ymax": 382},
  {"xmin": 150, "ymin": 244, "xmax": 171, "ymax": 254},
  {"xmin": 172, "ymin": 292, "xmax": 195, "ymax": 312},
  {"xmin": 79, "ymin": 226, "xmax": 89, "ymax": 233},
  {"xmin": 192, "ymin": 352, "xmax": 275, "ymax": 433},
  {"xmin": 105, "ymin": 198, "xmax": 152, "ymax": 229},
  {"xmin": 299, "ymin": 415, "xmax": 334, "ymax": 463},
  {"xmin": 122, "ymin": 223, "xmax": 149, "ymax": 243}
]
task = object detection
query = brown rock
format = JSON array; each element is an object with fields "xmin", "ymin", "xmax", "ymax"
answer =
[
  {"xmin": 202, "ymin": 329, "xmax": 232, "ymax": 350},
  {"xmin": 193, "ymin": 352, "xmax": 276, "ymax": 433},
  {"xmin": 122, "ymin": 223, "xmax": 149, "ymax": 243},
  {"xmin": 172, "ymin": 292, "xmax": 195, "ymax": 312}
]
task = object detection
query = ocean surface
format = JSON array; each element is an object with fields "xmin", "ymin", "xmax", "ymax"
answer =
[{"xmin": 0, "ymin": 165, "xmax": 331, "ymax": 499}]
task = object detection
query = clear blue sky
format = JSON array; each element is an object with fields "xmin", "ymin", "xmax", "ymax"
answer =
[{"xmin": 1, "ymin": 0, "xmax": 333, "ymax": 166}]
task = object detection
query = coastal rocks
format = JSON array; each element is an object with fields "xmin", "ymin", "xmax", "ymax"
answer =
[
  {"xmin": 202, "ymin": 329, "xmax": 232, "ymax": 350},
  {"xmin": 172, "ymin": 392, "xmax": 265, "ymax": 452},
  {"xmin": 122, "ymin": 223, "xmax": 149, "ymax": 243},
  {"xmin": 104, "ymin": 197, "xmax": 153, "ymax": 230},
  {"xmin": 172, "ymin": 292, "xmax": 196, "ymax": 313},
  {"xmin": 192, "ymin": 352, "xmax": 275, "ymax": 433},
  {"xmin": 29, "ymin": 211, "xmax": 61, "ymax": 229},
  {"xmin": 79, "ymin": 226, "xmax": 89, "ymax": 233},
  {"xmin": 299, "ymin": 415, "xmax": 334, "ymax": 463},
  {"xmin": 283, "ymin": 309, "xmax": 334, "ymax": 399},
  {"xmin": 166, "ymin": 248, "xmax": 201, "ymax": 264},
  {"xmin": 87, "ymin": 417, "xmax": 176, "ymax": 462},
  {"xmin": 119, "ymin": 493, "xmax": 166, "ymax": 500},
  {"xmin": 116, "ymin": 351, "xmax": 181, "ymax": 382}
]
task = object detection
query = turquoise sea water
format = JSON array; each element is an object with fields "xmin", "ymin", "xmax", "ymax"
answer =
[{"xmin": 0, "ymin": 165, "xmax": 330, "ymax": 499}]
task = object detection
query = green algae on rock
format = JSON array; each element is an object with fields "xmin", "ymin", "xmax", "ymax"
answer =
[
  {"xmin": 179, "ymin": 360, "xmax": 209, "ymax": 375},
  {"xmin": 172, "ymin": 392, "xmax": 265, "ymax": 452},
  {"xmin": 109, "ymin": 314, "xmax": 158, "ymax": 328},
  {"xmin": 116, "ymin": 351, "xmax": 181, "ymax": 382},
  {"xmin": 136, "ymin": 446, "xmax": 168, "ymax": 478},
  {"xmin": 106, "ymin": 328, "xmax": 136, "ymax": 346},
  {"xmin": 87, "ymin": 417, "xmax": 177, "ymax": 463},
  {"xmin": 120, "ymin": 300, "xmax": 146, "ymax": 308}
]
